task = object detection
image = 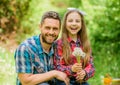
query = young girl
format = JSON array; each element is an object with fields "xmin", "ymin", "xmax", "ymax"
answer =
[{"xmin": 54, "ymin": 9, "xmax": 95, "ymax": 85}]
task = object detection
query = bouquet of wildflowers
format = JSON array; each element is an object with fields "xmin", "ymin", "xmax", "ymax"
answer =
[{"xmin": 72, "ymin": 47, "xmax": 86, "ymax": 63}]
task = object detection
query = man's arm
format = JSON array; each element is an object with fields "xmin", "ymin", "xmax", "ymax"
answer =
[{"xmin": 18, "ymin": 70, "xmax": 69, "ymax": 85}]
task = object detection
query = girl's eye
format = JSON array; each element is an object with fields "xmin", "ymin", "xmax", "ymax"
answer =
[
  {"xmin": 67, "ymin": 19, "xmax": 73, "ymax": 22},
  {"xmin": 76, "ymin": 19, "xmax": 81, "ymax": 22}
]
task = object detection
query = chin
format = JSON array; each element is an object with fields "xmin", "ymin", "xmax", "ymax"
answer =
[
  {"xmin": 47, "ymin": 40, "xmax": 54, "ymax": 44},
  {"xmin": 71, "ymin": 33, "xmax": 77, "ymax": 35}
]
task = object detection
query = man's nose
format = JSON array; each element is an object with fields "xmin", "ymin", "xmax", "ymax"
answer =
[{"xmin": 49, "ymin": 29, "xmax": 54, "ymax": 34}]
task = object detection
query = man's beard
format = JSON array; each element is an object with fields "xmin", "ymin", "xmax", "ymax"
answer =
[{"xmin": 41, "ymin": 34, "xmax": 58, "ymax": 45}]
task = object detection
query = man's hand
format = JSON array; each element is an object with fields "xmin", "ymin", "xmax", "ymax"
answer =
[
  {"xmin": 18, "ymin": 70, "xmax": 69, "ymax": 85},
  {"xmin": 53, "ymin": 70, "xmax": 70, "ymax": 85}
]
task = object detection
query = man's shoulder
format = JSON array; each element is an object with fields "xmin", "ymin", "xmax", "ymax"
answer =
[
  {"xmin": 22, "ymin": 35, "xmax": 39, "ymax": 44},
  {"xmin": 17, "ymin": 35, "xmax": 40, "ymax": 49}
]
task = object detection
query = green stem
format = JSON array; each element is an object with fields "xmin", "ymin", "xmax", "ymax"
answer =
[{"xmin": 77, "ymin": 56, "xmax": 81, "ymax": 63}]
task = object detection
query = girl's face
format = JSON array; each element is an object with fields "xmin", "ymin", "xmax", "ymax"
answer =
[{"xmin": 66, "ymin": 12, "xmax": 82, "ymax": 36}]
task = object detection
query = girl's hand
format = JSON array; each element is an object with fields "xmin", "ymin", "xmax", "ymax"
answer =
[
  {"xmin": 76, "ymin": 70, "xmax": 86, "ymax": 81},
  {"xmin": 71, "ymin": 63, "xmax": 82, "ymax": 72}
]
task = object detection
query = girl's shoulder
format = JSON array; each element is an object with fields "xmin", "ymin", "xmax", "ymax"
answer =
[{"xmin": 55, "ymin": 38, "xmax": 63, "ymax": 45}]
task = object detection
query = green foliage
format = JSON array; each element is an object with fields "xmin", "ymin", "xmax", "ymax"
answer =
[
  {"xmin": 50, "ymin": 0, "xmax": 82, "ymax": 8},
  {"xmin": 90, "ymin": 0, "xmax": 120, "ymax": 54},
  {"xmin": 16, "ymin": 0, "xmax": 31, "ymax": 19},
  {"xmin": 0, "ymin": 0, "xmax": 17, "ymax": 34}
]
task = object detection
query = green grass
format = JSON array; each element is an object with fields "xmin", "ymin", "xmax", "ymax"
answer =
[{"xmin": 0, "ymin": 46, "xmax": 16, "ymax": 85}]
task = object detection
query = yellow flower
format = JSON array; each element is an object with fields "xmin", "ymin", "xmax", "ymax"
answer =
[{"xmin": 103, "ymin": 74, "xmax": 112, "ymax": 85}]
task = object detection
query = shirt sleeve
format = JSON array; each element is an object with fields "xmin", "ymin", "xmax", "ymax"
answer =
[
  {"xmin": 54, "ymin": 56, "xmax": 74, "ymax": 77},
  {"xmin": 14, "ymin": 44, "xmax": 32, "ymax": 73},
  {"xmin": 54, "ymin": 42, "xmax": 75, "ymax": 77},
  {"xmin": 84, "ymin": 56, "xmax": 95, "ymax": 80}
]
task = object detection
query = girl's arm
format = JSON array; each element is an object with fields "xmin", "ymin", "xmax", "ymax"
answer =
[{"xmin": 83, "ymin": 56, "xmax": 95, "ymax": 80}]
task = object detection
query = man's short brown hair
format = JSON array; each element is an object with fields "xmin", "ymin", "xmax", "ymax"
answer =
[{"xmin": 41, "ymin": 11, "xmax": 61, "ymax": 26}]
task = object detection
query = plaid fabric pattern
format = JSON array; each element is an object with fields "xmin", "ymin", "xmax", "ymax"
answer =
[
  {"xmin": 14, "ymin": 35, "xmax": 54, "ymax": 85},
  {"xmin": 54, "ymin": 37, "xmax": 95, "ymax": 80}
]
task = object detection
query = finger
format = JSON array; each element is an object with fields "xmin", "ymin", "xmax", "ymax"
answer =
[
  {"xmin": 76, "ymin": 73, "xmax": 84, "ymax": 80},
  {"xmin": 64, "ymin": 80, "xmax": 68, "ymax": 85},
  {"xmin": 64, "ymin": 78, "xmax": 70, "ymax": 85},
  {"xmin": 76, "ymin": 76, "xmax": 83, "ymax": 81},
  {"xmin": 65, "ymin": 77, "xmax": 69, "ymax": 82},
  {"xmin": 80, "ymin": 75, "xmax": 84, "ymax": 80},
  {"xmin": 79, "ymin": 77, "xmax": 83, "ymax": 80},
  {"xmin": 78, "ymin": 68, "xmax": 82, "ymax": 71},
  {"xmin": 80, "ymin": 72, "xmax": 85, "ymax": 79},
  {"xmin": 67, "ymin": 79, "xmax": 70, "ymax": 85},
  {"xmin": 77, "ymin": 72, "xmax": 80, "ymax": 75},
  {"xmin": 76, "ymin": 73, "xmax": 81, "ymax": 80},
  {"xmin": 76, "ymin": 76, "xmax": 80, "ymax": 81}
]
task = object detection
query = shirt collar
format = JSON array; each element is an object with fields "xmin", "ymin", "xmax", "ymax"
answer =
[{"xmin": 67, "ymin": 36, "xmax": 81, "ymax": 45}]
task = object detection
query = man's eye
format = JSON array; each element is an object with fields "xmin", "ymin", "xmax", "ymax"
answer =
[
  {"xmin": 53, "ymin": 27, "xmax": 58, "ymax": 31},
  {"xmin": 45, "ymin": 27, "xmax": 50, "ymax": 30}
]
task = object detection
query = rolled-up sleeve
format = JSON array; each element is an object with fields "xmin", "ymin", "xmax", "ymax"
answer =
[
  {"xmin": 54, "ymin": 41, "xmax": 75, "ymax": 77},
  {"xmin": 84, "ymin": 56, "xmax": 95, "ymax": 80}
]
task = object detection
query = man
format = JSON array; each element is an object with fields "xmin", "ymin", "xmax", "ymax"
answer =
[{"xmin": 14, "ymin": 11, "xmax": 69, "ymax": 85}]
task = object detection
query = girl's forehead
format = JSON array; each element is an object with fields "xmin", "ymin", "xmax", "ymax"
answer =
[
  {"xmin": 67, "ymin": 12, "xmax": 81, "ymax": 19},
  {"xmin": 69, "ymin": 11, "xmax": 79, "ymax": 15}
]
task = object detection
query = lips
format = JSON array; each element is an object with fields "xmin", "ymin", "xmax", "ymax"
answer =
[
  {"xmin": 47, "ymin": 36, "xmax": 54, "ymax": 39},
  {"xmin": 71, "ymin": 28, "xmax": 77, "ymax": 30},
  {"xmin": 46, "ymin": 34, "xmax": 56, "ymax": 41},
  {"xmin": 45, "ymin": 33, "xmax": 58, "ymax": 42}
]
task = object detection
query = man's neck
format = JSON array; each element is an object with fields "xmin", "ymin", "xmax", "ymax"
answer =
[{"xmin": 40, "ymin": 36, "xmax": 51, "ymax": 53}]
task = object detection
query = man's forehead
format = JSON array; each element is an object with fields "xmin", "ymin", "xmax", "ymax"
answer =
[{"xmin": 43, "ymin": 18, "xmax": 60, "ymax": 24}]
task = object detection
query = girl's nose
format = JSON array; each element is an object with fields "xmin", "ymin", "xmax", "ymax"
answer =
[{"xmin": 72, "ymin": 21, "xmax": 77, "ymax": 25}]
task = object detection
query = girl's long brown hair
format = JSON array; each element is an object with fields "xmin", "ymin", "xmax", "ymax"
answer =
[{"xmin": 62, "ymin": 10, "xmax": 91, "ymax": 68}]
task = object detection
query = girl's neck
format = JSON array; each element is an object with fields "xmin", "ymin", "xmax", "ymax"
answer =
[{"xmin": 68, "ymin": 34, "xmax": 77, "ymax": 42}]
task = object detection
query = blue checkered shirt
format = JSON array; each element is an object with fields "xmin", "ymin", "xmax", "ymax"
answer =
[{"xmin": 14, "ymin": 35, "xmax": 54, "ymax": 85}]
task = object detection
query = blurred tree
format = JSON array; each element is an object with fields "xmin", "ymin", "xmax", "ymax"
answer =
[
  {"xmin": 50, "ymin": 0, "xmax": 82, "ymax": 8},
  {"xmin": 105, "ymin": 0, "xmax": 120, "ymax": 53},
  {"xmin": 0, "ymin": 0, "xmax": 31, "ymax": 35},
  {"xmin": 0, "ymin": 0, "xmax": 17, "ymax": 34},
  {"xmin": 50, "ymin": 0, "xmax": 82, "ymax": 18}
]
